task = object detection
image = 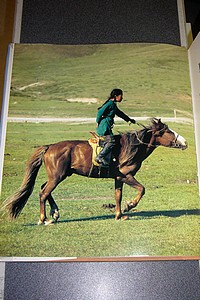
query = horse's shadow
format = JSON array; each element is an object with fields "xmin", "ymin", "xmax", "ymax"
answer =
[
  {"xmin": 24, "ymin": 208, "xmax": 200, "ymax": 226},
  {"xmin": 55, "ymin": 208, "xmax": 200, "ymax": 224}
]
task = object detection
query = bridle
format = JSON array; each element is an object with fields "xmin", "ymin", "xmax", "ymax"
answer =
[{"xmin": 135, "ymin": 125, "xmax": 177, "ymax": 148}]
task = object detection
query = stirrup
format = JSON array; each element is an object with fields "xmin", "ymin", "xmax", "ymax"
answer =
[{"xmin": 95, "ymin": 157, "xmax": 109, "ymax": 166}]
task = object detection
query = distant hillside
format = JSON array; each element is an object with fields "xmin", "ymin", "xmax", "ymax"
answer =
[{"xmin": 9, "ymin": 43, "xmax": 192, "ymax": 118}]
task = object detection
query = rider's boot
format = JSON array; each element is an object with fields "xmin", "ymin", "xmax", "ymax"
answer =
[{"xmin": 95, "ymin": 141, "xmax": 114, "ymax": 166}]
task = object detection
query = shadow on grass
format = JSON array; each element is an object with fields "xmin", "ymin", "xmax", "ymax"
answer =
[
  {"xmin": 59, "ymin": 208, "xmax": 200, "ymax": 223},
  {"xmin": 24, "ymin": 208, "xmax": 200, "ymax": 226}
]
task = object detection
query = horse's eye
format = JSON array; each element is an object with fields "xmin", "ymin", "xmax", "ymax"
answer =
[{"xmin": 165, "ymin": 127, "xmax": 170, "ymax": 132}]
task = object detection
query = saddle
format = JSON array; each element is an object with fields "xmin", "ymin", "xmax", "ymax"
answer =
[{"xmin": 88, "ymin": 132, "xmax": 104, "ymax": 166}]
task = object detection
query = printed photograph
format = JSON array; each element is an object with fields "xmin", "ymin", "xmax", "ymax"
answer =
[{"xmin": 0, "ymin": 43, "xmax": 199, "ymax": 257}]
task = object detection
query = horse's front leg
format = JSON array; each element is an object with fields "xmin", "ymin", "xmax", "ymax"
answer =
[
  {"xmin": 114, "ymin": 179, "xmax": 124, "ymax": 220},
  {"xmin": 122, "ymin": 174, "xmax": 145, "ymax": 213}
]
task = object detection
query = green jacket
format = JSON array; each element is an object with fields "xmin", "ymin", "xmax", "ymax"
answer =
[{"xmin": 96, "ymin": 99, "xmax": 131, "ymax": 136}]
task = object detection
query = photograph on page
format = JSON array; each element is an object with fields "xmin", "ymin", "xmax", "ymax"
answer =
[{"xmin": 0, "ymin": 43, "xmax": 199, "ymax": 258}]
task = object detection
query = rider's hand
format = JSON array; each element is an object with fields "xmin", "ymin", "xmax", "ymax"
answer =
[{"xmin": 128, "ymin": 119, "xmax": 136, "ymax": 125}]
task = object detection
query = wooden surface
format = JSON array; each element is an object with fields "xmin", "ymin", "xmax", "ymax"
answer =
[{"xmin": 0, "ymin": 0, "xmax": 16, "ymax": 116}]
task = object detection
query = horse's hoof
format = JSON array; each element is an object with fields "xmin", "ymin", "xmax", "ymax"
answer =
[
  {"xmin": 50, "ymin": 209, "xmax": 60, "ymax": 221},
  {"xmin": 121, "ymin": 215, "xmax": 129, "ymax": 221},
  {"xmin": 123, "ymin": 201, "xmax": 131, "ymax": 213},
  {"xmin": 44, "ymin": 219, "xmax": 55, "ymax": 226},
  {"xmin": 38, "ymin": 219, "xmax": 55, "ymax": 225},
  {"xmin": 123, "ymin": 201, "xmax": 137, "ymax": 213},
  {"xmin": 115, "ymin": 214, "xmax": 122, "ymax": 220},
  {"xmin": 38, "ymin": 219, "xmax": 45, "ymax": 225}
]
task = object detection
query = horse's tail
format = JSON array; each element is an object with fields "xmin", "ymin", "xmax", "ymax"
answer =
[{"xmin": 1, "ymin": 145, "xmax": 49, "ymax": 219}]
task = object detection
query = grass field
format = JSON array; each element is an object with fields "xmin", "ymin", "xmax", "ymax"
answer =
[
  {"xmin": 1, "ymin": 121, "xmax": 199, "ymax": 257},
  {"xmin": 0, "ymin": 43, "xmax": 199, "ymax": 257}
]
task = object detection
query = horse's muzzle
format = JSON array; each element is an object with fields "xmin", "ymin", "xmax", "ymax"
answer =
[
  {"xmin": 172, "ymin": 133, "xmax": 188, "ymax": 150},
  {"xmin": 173, "ymin": 141, "xmax": 188, "ymax": 150},
  {"xmin": 181, "ymin": 142, "xmax": 188, "ymax": 150}
]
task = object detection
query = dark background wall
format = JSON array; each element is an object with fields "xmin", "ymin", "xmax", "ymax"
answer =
[
  {"xmin": 19, "ymin": 0, "xmax": 200, "ymax": 45},
  {"xmin": 20, "ymin": 0, "xmax": 181, "ymax": 45},
  {"xmin": 185, "ymin": 0, "xmax": 200, "ymax": 39}
]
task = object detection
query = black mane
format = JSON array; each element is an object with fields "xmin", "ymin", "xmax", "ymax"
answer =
[{"xmin": 118, "ymin": 118, "xmax": 166, "ymax": 167}]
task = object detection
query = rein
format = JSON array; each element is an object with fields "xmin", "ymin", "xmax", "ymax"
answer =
[{"xmin": 135, "ymin": 130, "xmax": 157, "ymax": 148}]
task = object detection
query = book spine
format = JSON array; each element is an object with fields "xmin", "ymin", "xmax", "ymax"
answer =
[{"xmin": 0, "ymin": 43, "xmax": 15, "ymax": 193}]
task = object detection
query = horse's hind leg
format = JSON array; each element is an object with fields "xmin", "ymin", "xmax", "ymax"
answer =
[
  {"xmin": 40, "ymin": 182, "xmax": 60, "ymax": 223},
  {"xmin": 38, "ymin": 180, "xmax": 60, "ymax": 225},
  {"xmin": 48, "ymin": 194, "xmax": 60, "ymax": 222}
]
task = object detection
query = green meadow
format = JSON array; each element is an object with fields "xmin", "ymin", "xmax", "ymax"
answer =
[
  {"xmin": 9, "ymin": 43, "xmax": 192, "ymax": 118},
  {"xmin": 0, "ymin": 43, "xmax": 199, "ymax": 257}
]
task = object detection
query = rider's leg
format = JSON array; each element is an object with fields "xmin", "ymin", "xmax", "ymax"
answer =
[{"xmin": 95, "ymin": 135, "xmax": 115, "ymax": 165}]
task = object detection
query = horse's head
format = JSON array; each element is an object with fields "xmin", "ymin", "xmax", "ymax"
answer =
[{"xmin": 151, "ymin": 118, "xmax": 188, "ymax": 150}]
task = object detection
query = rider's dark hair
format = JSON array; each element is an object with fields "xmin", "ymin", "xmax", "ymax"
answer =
[
  {"xmin": 98, "ymin": 88, "xmax": 123, "ymax": 110},
  {"xmin": 109, "ymin": 89, "xmax": 123, "ymax": 100}
]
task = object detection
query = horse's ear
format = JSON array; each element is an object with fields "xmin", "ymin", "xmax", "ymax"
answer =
[
  {"xmin": 151, "ymin": 118, "xmax": 163, "ymax": 135},
  {"xmin": 152, "ymin": 117, "xmax": 162, "ymax": 125},
  {"xmin": 152, "ymin": 117, "xmax": 159, "ymax": 124}
]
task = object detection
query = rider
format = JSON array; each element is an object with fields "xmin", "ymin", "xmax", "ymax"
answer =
[{"xmin": 95, "ymin": 88, "xmax": 136, "ymax": 165}]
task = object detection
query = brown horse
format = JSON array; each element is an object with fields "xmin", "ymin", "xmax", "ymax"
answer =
[{"xmin": 2, "ymin": 118, "xmax": 187, "ymax": 224}]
